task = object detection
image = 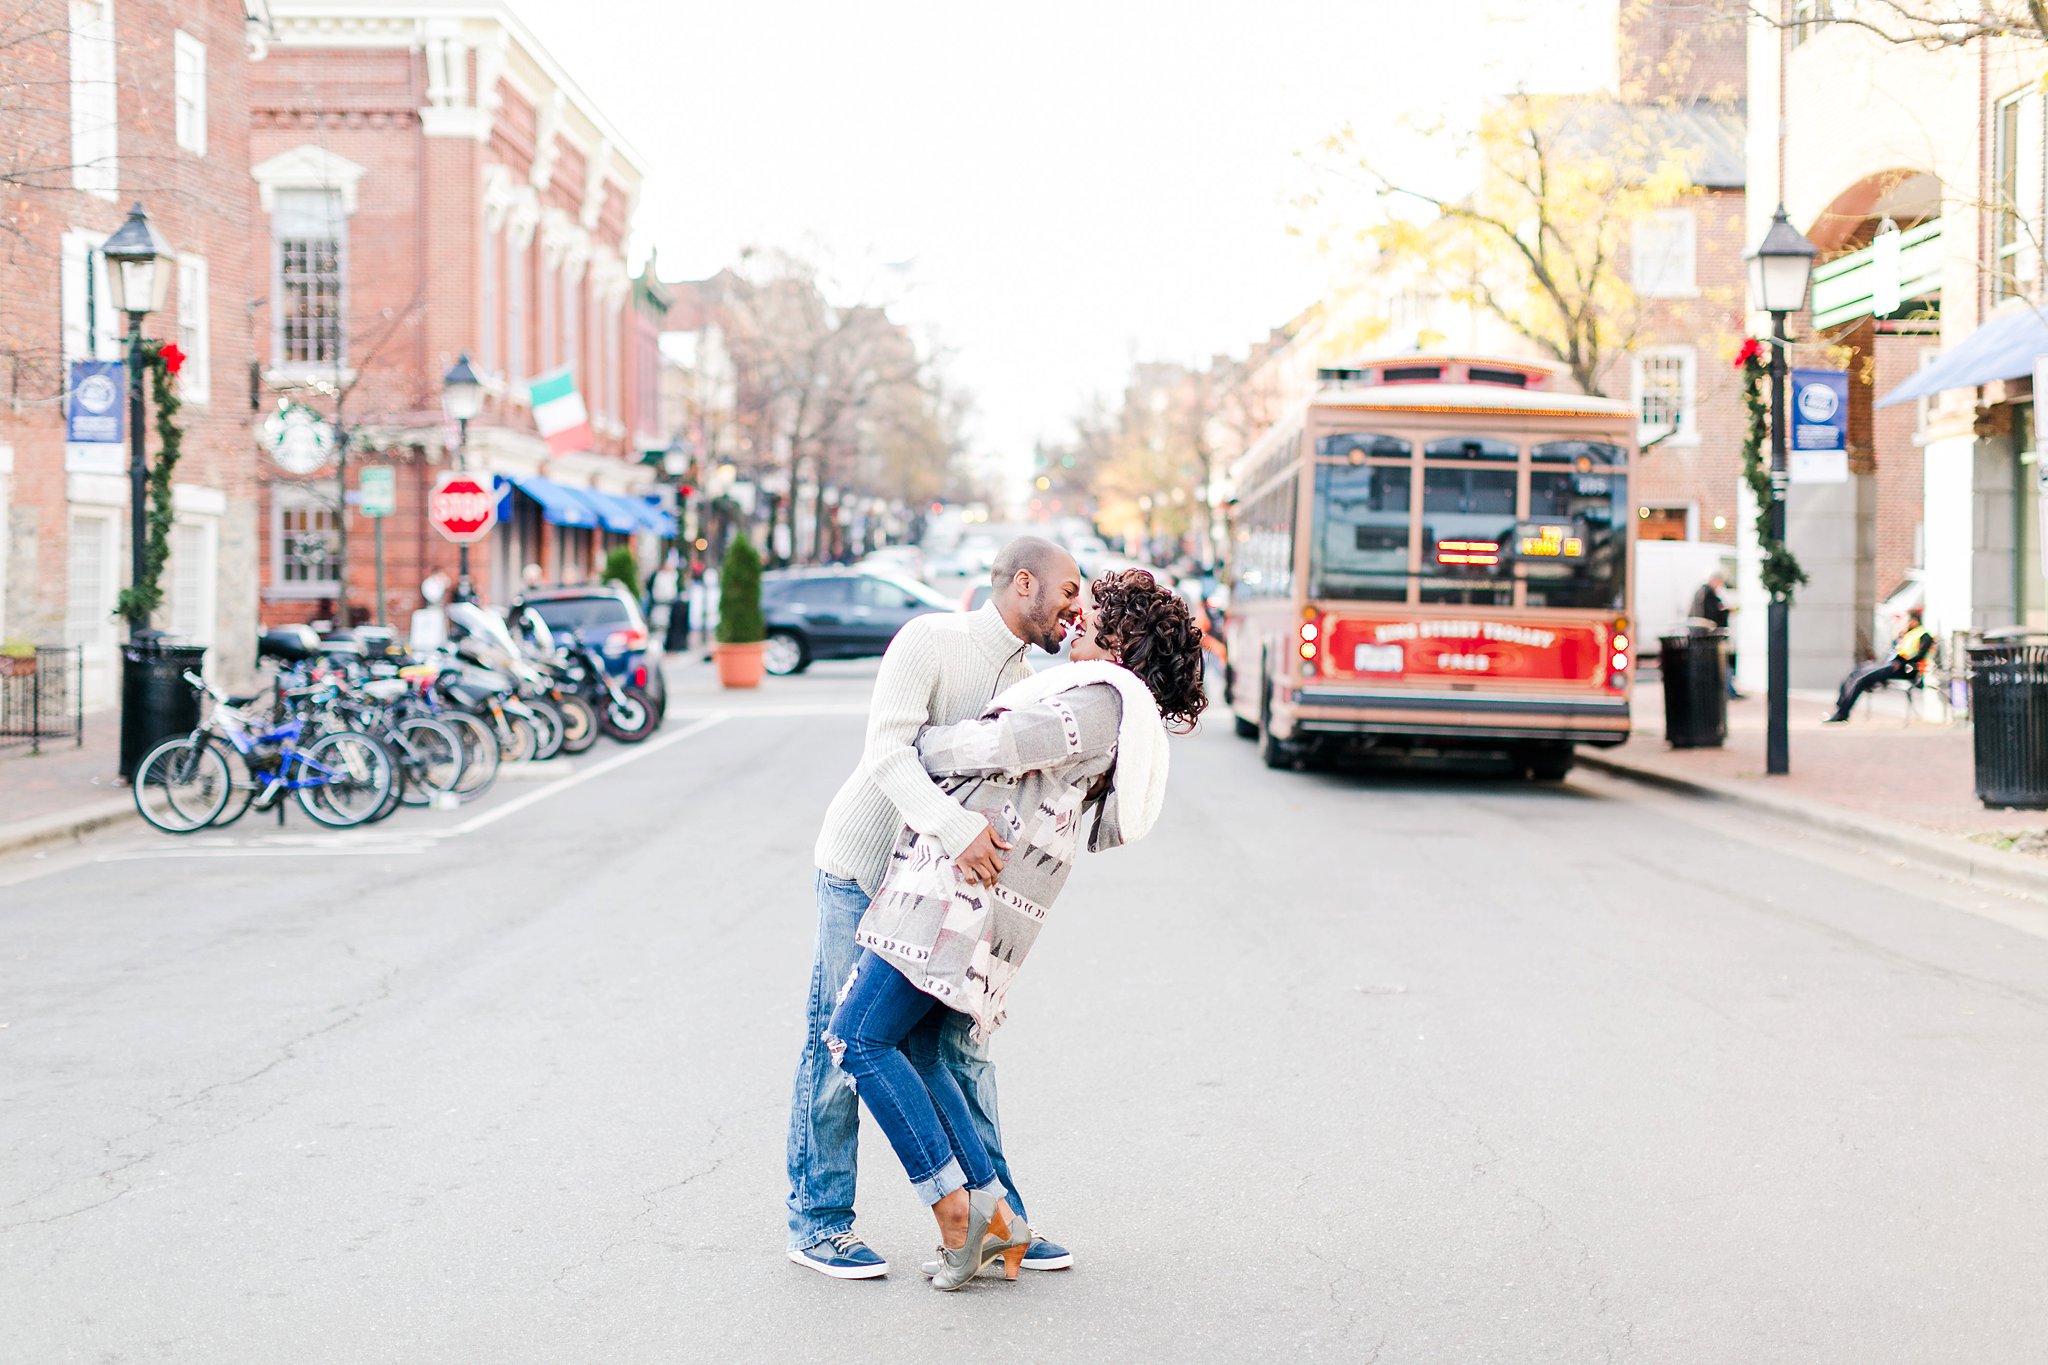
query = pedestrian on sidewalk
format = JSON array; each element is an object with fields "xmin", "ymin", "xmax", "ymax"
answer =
[
  {"xmin": 825, "ymin": 569, "xmax": 1204, "ymax": 1289},
  {"xmin": 1688, "ymin": 570, "xmax": 1742, "ymax": 700},
  {"xmin": 1825, "ymin": 607, "xmax": 1935, "ymax": 722},
  {"xmin": 784, "ymin": 536, "xmax": 1082, "ymax": 1282}
]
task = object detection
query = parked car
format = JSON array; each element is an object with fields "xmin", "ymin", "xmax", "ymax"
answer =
[
  {"xmin": 508, "ymin": 584, "xmax": 666, "ymax": 710},
  {"xmin": 761, "ymin": 569, "xmax": 955, "ymax": 675}
]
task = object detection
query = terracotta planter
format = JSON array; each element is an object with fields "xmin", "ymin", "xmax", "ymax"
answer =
[
  {"xmin": 714, "ymin": 641, "xmax": 766, "ymax": 689},
  {"xmin": 0, "ymin": 654, "xmax": 33, "ymax": 678}
]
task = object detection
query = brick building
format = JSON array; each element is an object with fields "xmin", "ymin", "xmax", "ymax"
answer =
[
  {"xmin": 1745, "ymin": 6, "xmax": 2048, "ymax": 683},
  {"xmin": 1601, "ymin": 0, "xmax": 1751, "ymax": 550},
  {"xmin": 0, "ymin": 0, "xmax": 270, "ymax": 704},
  {"xmin": 248, "ymin": 1, "xmax": 664, "ymax": 627}
]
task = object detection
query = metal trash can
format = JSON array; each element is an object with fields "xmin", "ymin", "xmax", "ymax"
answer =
[
  {"xmin": 1660, "ymin": 628, "xmax": 1728, "ymax": 749},
  {"xmin": 1968, "ymin": 636, "xmax": 2048, "ymax": 809},
  {"xmin": 118, "ymin": 632, "xmax": 208, "ymax": 780}
]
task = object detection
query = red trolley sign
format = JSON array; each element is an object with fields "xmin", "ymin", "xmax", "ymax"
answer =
[{"xmin": 428, "ymin": 471, "xmax": 497, "ymax": 544}]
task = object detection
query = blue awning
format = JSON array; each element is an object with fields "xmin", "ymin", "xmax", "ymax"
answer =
[
  {"xmin": 637, "ymin": 496, "xmax": 678, "ymax": 537},
  {"xmin": 1877, "ymin": 305, "xmax": 2048, "ymax": 408},
  {"xmin": 500, "ymin": 474, "xmax": 600, "ymax": 529},
  {"xmin": 575, "ymin": 487, "xmax": 650, "ymax": 536}
]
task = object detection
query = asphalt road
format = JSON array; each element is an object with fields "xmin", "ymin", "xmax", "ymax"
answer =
[{"xmin": 5, "ymin": 659, "xmax": 2048, "ymax": 1363}]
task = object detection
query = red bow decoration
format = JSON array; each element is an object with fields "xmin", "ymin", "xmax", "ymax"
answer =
[
  {"xmin": 1733, "ymin": 337, "xmax": 1762, "ymax": 368},
  {"xmin": 158, "ymin": 342, "xmax": 186, "ymax": 376}
]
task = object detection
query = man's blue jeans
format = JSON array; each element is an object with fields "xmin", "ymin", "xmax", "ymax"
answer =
[{"xmin": 785, "ymin": 871, "xmax": 1030, "ymax": 1250}]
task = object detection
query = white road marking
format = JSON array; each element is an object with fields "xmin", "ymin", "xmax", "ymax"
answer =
[{"xmin": 444, "ymin": 713, "xmax": 731, "ymax": 837}]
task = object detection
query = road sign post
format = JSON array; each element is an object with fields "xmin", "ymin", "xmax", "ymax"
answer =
[
  {"xmin": 360, "ymin": 468, "xmax": 395, "ymax": 626},
  {"xmin": 428, "ymin": 470, "xmax": 496, "ymax": 603}
]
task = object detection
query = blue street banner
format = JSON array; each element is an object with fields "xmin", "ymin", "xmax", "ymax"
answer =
[
  {"xmin": 1791, "ymin": 368, "xmax": 1849, "ymax": 452},
  {"xmin": 66, "ymin": 360, "xmax": 124, "ymax": 443}
]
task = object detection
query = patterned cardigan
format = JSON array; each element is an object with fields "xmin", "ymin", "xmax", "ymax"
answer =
[{"xmin": 853, "ymin": 681, "xmax": 1126, "ymax": 1037}]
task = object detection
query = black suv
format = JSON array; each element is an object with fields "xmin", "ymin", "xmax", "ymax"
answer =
[{"xmin": 761, "ymin": 570, "xmax": 953, "ymax": 675}]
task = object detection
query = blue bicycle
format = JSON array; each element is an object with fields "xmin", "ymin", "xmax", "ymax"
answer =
[{"xmin": 132, "ymin": 671, "xmax": 395, "ymax": 833}]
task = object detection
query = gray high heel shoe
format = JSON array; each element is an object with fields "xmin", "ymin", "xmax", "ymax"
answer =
[{"xmin": 930, "ymin": 1187, "xmax": 1026, "ymax": 1291}]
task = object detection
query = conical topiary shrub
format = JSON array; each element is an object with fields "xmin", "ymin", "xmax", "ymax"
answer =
[
  {"xmin": 600, "ymin": 546, "xmax": 640, "ymax": 594},
  {"xmin": 713, "ymin": 534, "xmax": 767, "ymax": 687},
  {"xmin": 716, "ymin": 534, "xmax": 765, "ymax": 644}
]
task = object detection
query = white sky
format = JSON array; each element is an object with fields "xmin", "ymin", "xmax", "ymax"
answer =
[{"xmin": 516, "ymin": 0, "xmax": 1618, "ymax": 468}]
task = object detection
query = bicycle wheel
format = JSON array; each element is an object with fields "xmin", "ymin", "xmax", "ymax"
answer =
[
  {"xmin": 394, "ymin": 717, "xmax": 464, "ymax": 807},
  {"xmin": 600, "ymin": 685, "xmax": 660, "ymax": 743},
  {"xmin": 366, "ymin": 742, "xmax": 406, "ymax": 823},
  {"xmin": 556, "ymin": 693, "xmax": 599, "ymax": 755},
  {"xmin": 525, "ymin": 698, "xmax": 565, "ymax": 761},
  {"xmin": 441, "ymin": 709, "xmax": 499, "ymax": 800},
  {"xmin": 133, "ymin": 736, "xmax": 232, "ymax": 833},
  {"xmin": 497, "ymin": 710, "xmax": 539, "ymax": 764},
  {"xmin": 294, "ymin": 730, "xmax": 395, "ymax": 829}
]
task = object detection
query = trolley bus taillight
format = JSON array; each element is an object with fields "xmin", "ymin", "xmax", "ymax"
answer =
[{"xmin": 1609, "ymin": 617, "xmax": 1631, "ymax": 688}]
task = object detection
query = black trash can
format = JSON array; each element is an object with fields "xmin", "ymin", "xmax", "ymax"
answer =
[
  {"xmin": 1968, "ymin": 637, "xmax": 2048, "ymax": 809},
  {"xmin": 1660, "ymin": 628, "xmax": 1728, "ymax": 749},
  {"xmin": 118, "ymin": 632, "xmax": 208, "ymax": 780}
]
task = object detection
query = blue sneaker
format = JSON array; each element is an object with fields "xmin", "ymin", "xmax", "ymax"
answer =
[
  {"xmin": 1020, "ymin": 1236, "xmax": 1072, "ymax": 1271},
  {"xmin": 788, "ymin": 1230, "xmax": 889, "ymax": 1280}
]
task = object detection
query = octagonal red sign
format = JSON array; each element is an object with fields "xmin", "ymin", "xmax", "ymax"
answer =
[{"xmin": 428, "ymin": 471, "xmax": 497, "ymax": 544}]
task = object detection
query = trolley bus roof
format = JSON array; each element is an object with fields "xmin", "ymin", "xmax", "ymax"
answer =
[{"xmin": 1311, "ymin": 382, "xmax": 1634, "ymax": 421}]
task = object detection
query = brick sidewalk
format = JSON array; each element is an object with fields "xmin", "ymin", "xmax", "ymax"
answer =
[
  {"xmin": 0, "ymin": 710, "xmax": 124, "ymax": 828},
  {"xmin": 1598, "ymin": 679, "xmax": 2048, "ymax": 848}
]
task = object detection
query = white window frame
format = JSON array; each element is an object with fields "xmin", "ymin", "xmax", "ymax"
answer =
[
  {"xmin": 271, "ymin": 188, "xmax": 347, "ymax": 373},
  {"xmin": 1631, "ymin": 209, "xmax": 1697, "ymax": 299},
  {"xmin": 173, "ymin": 30, "xmax": 206, "ymax": 157},
  {"xmin": 271, "ymin": 485, "xmax": 343, "ymax": 597},
  {"xmin": 64, "ymin": 508, "xmax": 120, "ymax": 709},
  {"xmin": 1912, "ymin": 347, "xmax": 1941, "ymax": 445},
  {"xmin": 176, "ymin": 255, "xmax": 211, "ymax": 403},
  {"xmin": 69, "ymin": 0, "xmax": 118, "ymax": 201},
  {"xmin": 1633, "ymin": 346, "xmax": 1698, "ymax": 446}
]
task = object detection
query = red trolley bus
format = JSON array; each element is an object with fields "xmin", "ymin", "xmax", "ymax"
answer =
[{"xmin": 1222, "ymin": 355, "xmax": 1636, "ymax": 779}]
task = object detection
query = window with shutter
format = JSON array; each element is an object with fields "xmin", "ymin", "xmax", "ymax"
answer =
[
  {"xmin": 1631, "ymin": 210, "xmax": 1696, "ymax": 298},
  {"xmin": 1632, "ymin": 347, "xmax": 1697, "ymax": 443},
  {"xmin": 177, "ymin": 256, "xmax": 211, "ymax": 402},
  {"xmin": 173, "ymin": 31, "xmax": 206, "ymax": 156},
  {"xmin": 69, "ymin": 1, "xmax": 118, "ymax": 200},
  {"xmin": 273, "ymin": 189, "xmax": 346, "ymax": 369}
]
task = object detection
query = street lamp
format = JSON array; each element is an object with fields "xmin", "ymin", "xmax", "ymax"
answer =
[
  {"xmin": 1745, "ymin": 204, "xmax": 1818, "ymax": 777},
  {"xmin": 441, "ymin": 353, "xmax": 483, "ymax": 601},
  {"xmin": 101, "ymin": 203, "xmax": 175, "ymax": 634}
]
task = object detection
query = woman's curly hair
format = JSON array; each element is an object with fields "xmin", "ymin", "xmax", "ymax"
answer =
[{"xmin": 1086, "ymin": 569, "xmax": 1208, "ymax": 733}]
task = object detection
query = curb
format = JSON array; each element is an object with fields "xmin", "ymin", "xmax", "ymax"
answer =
[
  {"xmin": 1579, "ymin": 751, "xmax": 2048, "ymax": 903},
  {"xmin": 0, "ymin": 796, "xmax": 137, "ymax": 862}
]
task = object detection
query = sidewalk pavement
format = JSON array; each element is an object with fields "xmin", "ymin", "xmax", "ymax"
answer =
[
  {"xmin": 0, "ymin": 647, "xmax": 734, "ymax": 861},
  {"xmin": 1584, "ymin": 677, "xmax": 2048, "ymax": 898},
  {"xmin": 0, "ymin": 714, "xmax": 132, "ymax": 859}
]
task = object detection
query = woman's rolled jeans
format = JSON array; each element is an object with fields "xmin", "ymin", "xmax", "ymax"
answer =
[{"xmin": 825, "ymin": 950, "xmax": 998, "ymax": 1206}]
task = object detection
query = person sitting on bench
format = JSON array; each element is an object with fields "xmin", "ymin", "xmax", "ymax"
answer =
[{"xmin": 1825, "ymin": 608, "xmax": 1935, "ymax": 723}]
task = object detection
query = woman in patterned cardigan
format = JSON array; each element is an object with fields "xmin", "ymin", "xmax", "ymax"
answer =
[{"xmin": 825, "ymin": 570, "xmax": 1208, "ymax": 1289}]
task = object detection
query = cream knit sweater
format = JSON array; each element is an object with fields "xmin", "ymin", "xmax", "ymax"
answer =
[{"xmin": 814, "ymin": 604, "xmax": 1034, "ymax": 893}]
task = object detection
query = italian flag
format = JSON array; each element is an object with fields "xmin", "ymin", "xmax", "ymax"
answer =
[{"xmin": 529, "ymin": 367, "xmax": 593, "ymax": 456}]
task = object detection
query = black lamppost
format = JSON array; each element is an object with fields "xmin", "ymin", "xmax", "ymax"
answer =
[
  {"xmin": 1746, "ymin": 204, "xmax": 1819, "ymax": 777},
  {"xmin": 662, "ymin": 433, "xmax": 697, "ymax": 649},
  {"xmin": 441, "ymin": 353, "xmax": 483, "ymax": 602},
  {"xmin": 100, "ymin": 203, "xmax": 176, "ymax": 633}
]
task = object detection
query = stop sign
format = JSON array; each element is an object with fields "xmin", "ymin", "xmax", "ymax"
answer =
[{"xmin": 428, "ymin": 471, "xmax": 497, "ymax": 544}]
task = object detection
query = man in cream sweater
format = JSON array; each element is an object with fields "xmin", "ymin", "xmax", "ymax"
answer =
[{"xmin": 786, "ymin": 537, "xmax": 1082, "ymax": 1279}]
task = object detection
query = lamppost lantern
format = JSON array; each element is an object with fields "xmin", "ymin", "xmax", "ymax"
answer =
[
  {"xmin": 440, "ymin": 352, "xmax": 483, "ymax": 424},
  {"xmin": 100, "ymin": 203, "xmax": 175, "ymax": 319},
  {"xmin": 663, "ymin": 433, "xmax": 695, "ymax": 479},
  {"xmin": 1745, "ymin": 204, "xmax": 1819, "ymax": 317}
]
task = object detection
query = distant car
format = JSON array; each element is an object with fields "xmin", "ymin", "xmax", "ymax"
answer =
[
  {"xmin": 959, "ymin": 582, "xmax": 993, "ymax": 612},
  {"xmin": 858, "ymin": 545, "xmax": 927, "ymax": 583},
  {"xmin": 509, "ymin": 584, "xmax": 666, "ymax": 707},
  {"xmin": 761, "ymin": 569, "xmax": 956, "ymax": 676}
]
